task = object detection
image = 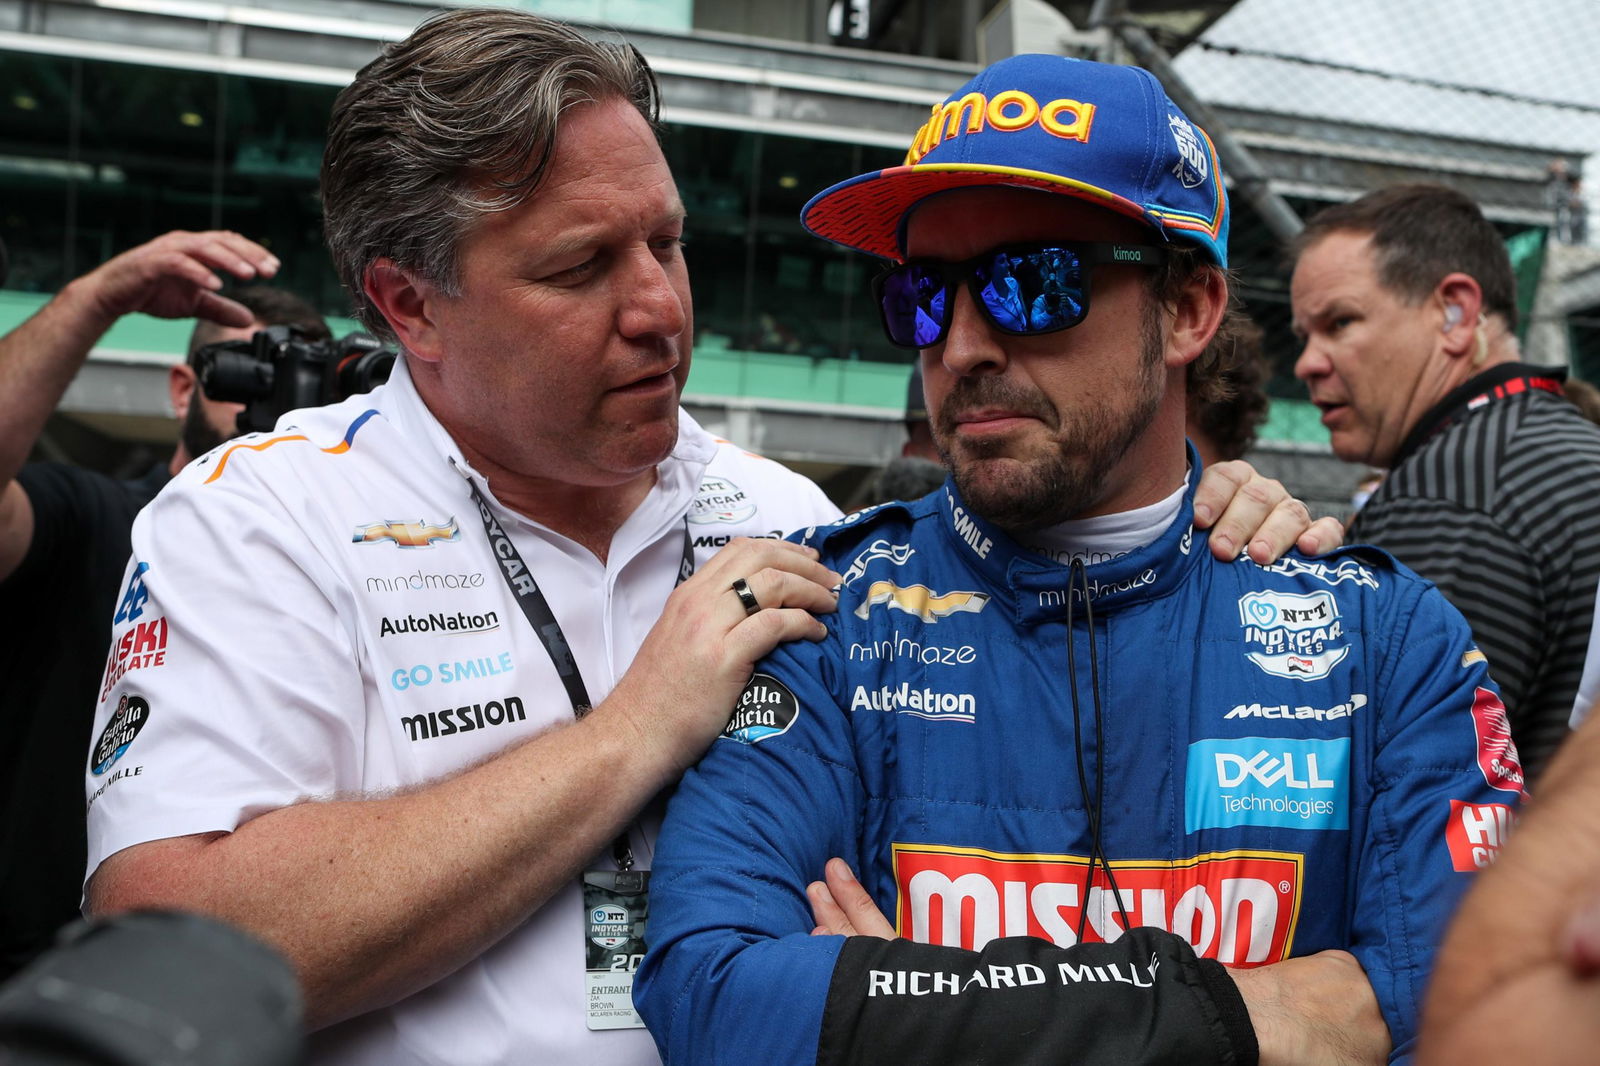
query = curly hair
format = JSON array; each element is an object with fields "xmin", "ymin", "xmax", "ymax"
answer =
[
  {"xmin": 1143, "ymin": 242, "xmax": 1240, "ymax": 407},
  {"xmin": 1185, "ymin": 308, "xmax": 1271, "ymax": 462}
]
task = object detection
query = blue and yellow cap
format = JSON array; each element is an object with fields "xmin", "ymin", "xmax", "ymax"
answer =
[{"xmin": 801, "ymin": 53, "xmax": 1229, "ymax": 267}]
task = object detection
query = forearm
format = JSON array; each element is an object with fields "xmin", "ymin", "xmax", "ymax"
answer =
[
  {"xmin": 643, "ymin": 927, "xmax": 1255, "ymax": 1066},
  {"xmin": 1422, "ymin": 712, "xmax": 1600, "ymax": 1035},
  {"xmin": 92, "ymin": 695, "xmax": 677, "ymax": 1029},
  {"xmin": 818, "ymin": 931, "xmax": 1255, "ymax": 1066},
  {"xmin": 0, "ymin": 275, "xmax": 121, "ymax": 482}
]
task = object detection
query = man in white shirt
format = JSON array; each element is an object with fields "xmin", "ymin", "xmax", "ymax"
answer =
[{"xmin": 83, "ymin": 11, "xmax": 1338, "ymax": 1064}]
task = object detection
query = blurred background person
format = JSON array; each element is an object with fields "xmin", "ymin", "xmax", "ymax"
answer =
[
  {"xmin": 853, "ymin": 364, "xmax": 946, "ymax": 507},
  {"xmin": 1291, "ymin": 183, "xmax": 1600, "ymax": 782},
  {"xmin": 1563, "ymin": 375, "xmax": 1600, "ymax": 425},
  {"xmin": 0, "ymin": 229, "xmax": 326, "ymax": 979}
]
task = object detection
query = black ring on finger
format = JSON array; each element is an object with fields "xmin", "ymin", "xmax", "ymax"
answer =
[{"xmin": 731, "ymin": 577, "xmax": 761, "ymax": 617}]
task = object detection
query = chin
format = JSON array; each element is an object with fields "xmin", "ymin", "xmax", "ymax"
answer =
[
  {"xmin": 953, "ymin": 453, "xmax": 1104, "ymax": 532},
  {"xmin": 610, "ymin": 419, "xmax": 680, "ymax": 472},
  {"xmin": 1331, "ymin": 437, "xmax": 1379, "ymax": 468}
]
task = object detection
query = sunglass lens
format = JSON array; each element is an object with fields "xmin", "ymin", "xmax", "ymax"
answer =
[
  {"xmin": 978, "ymin": 247, "xmax": 1087, "ymax": 334},
  {"xmin": 881, "ymin": 266, "xmax": 948, "ymax": 347}
]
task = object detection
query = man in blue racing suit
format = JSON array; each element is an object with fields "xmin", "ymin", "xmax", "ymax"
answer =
[{"xmin": 636, "ymin": 54, "xmax": 1525, "ymax": 1065}]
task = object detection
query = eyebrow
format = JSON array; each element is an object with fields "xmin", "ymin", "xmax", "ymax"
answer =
[{"xmin": 531, "ymin": 202, "xmax": 688, "ymax": 266}]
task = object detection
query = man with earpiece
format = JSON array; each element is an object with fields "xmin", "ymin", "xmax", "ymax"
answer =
[{"xmin": 1291, "ymin": 183, "xmax": 1600, "ymax": 782}]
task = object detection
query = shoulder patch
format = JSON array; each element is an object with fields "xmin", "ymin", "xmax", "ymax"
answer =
[
  {"xmin": 91, "ymin": 693, "xmax": 150, "ymax": 775},
  {"xmin": 721, "ymin": 673, "xmax": 799, "ymax": 745}
]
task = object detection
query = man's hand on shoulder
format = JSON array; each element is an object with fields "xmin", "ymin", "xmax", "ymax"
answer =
[
  {"xmin": 74, "ymin": 229, "xmax": 280, "ymax": 328},
  {"xmin": 604, "ymin": 537, "xmax": 841, "ymax": 776},
  {"xmin": 1229, "ymin": 950, "xmax": 1391, "ymax": 1066},
  {"xmin": 1193, "ymin": 459, "xmax": 1345, "ymax": 563}
]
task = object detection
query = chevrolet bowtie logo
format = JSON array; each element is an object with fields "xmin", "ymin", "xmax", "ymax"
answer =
[
  {"xmin": 853, "ymin": 581, "xmax": 990, "ymax": 623},
  {"xmin": 353, "ymin": 518, "xmax": 461, "ymax": 549}
]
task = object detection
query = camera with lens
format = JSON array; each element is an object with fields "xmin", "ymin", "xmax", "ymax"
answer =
[{"xmin": 194, "ymin": 324, "xmax": 396, "ymax": 435}]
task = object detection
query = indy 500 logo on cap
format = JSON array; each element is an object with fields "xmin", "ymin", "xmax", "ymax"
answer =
[{"xmin": 1168, "ymin": 114, "xmax": 1208, "ymax": 189}]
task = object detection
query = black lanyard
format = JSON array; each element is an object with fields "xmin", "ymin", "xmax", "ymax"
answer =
[{"xmin": 463, "ymin": 474, "xmax": 695, "ymax": 869}]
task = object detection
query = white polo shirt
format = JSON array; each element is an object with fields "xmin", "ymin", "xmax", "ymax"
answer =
[{"xmin": 84, "ymin": 358, "xmax": 839, "ymax": 1065}]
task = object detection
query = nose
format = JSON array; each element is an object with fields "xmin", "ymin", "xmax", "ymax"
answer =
[
  {"xmin": 619, "ymin": 247, "xmax": 688, "ymax": 340},
  {"xmin": 936, "ymin": 283, "xmax": 1007, "ymax": 377},
  {"xmin": 1292, "ymin": 335, "xmax": 1327, "ymax": 382}
]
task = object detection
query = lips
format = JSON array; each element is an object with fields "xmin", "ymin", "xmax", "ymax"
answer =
[
  {"xmin": 1310, "ymin": 397, "xmax": 1349, "ymax": 427},
  {"xmin": 612, "ymin": 365, "xmax": 679, "ymax": 395},
  {"xmin": 951, "ymin": 409, "xmax": 1037, "ymax": 434}
]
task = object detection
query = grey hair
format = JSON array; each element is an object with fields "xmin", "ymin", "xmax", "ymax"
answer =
[{"xmin": 320, "ymin": 8, "xmax": 661, "ymax": 341}]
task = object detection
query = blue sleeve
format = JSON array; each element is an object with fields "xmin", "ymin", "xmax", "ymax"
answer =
[
  {"xmin": 636, "ymin": 633, "xmax": 862, "ymax": 1065},
  {"xmin": 1356, "ymin": 581, "xmax": 1525, "ymax": 1063}
]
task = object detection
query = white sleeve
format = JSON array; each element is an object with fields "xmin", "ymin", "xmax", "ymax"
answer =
[
  {"xmin": 85, "ymin": 470, "xmax": 365, "ymax": 879},
  {"xmin": 1572, "ymin": 576, "xmax": 1600, "ymax": 728}
]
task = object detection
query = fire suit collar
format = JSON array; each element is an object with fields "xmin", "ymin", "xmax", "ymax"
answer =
[{"xmin": 936, "ymin": 454, "xmax": 1208, "ymax": 626}]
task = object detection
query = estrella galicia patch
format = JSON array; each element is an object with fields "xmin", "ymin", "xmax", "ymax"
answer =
[
  {"xmin": 722, "ymin": 673, "xmax": 799, "ymax": 745},
  {"xmin": 91, "ymin": 693, "xmax": 150, "ymax": 776}
]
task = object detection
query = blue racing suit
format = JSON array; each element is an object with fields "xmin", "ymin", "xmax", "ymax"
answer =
[{"xmin": 637, "ymin": 476, "xmax": 1525, "ymax": 1065}]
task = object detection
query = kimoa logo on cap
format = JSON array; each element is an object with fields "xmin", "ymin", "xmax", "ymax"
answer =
[{"xmin": 906, "ymin": 90, "xmax": 1097, "ymax": 165}]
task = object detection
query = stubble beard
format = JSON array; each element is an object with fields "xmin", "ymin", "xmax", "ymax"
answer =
[
  {"xmin": 933, "ymin": 310, "xmax": 1166, "ymax": 533},
  {"xmin": 179, "ymin": 396, "xmax": 231, "ymax": 462}
]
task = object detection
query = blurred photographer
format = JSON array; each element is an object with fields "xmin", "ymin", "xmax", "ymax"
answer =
[{"xmin": 0, "ymin": 229, "xmax": 326, "ymax": 980}]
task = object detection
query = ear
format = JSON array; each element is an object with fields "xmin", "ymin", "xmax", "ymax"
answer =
[
  {"xmin": 168, "ymin": 363, "xmax": 197, "ymax": 422},
  {"xmin": 1165, "ymin": 265, "xmax": 1229, "ymax": 369},
  {"xmin": 1436, "ymin": 273, "xmax": 1485, "ymax": 361},
  {"xmin": 364, "ymin": 258, "xmax": 448, "ymax": 364}
]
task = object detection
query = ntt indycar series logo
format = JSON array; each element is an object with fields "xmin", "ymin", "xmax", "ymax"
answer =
[
  {"xmin": 1186, "ymin": 737, "xmax": 1349, "ymax": 832},
  {"xmin": 1237, "ymin": 590, "xmax": 1348, "ymax": 681},
  {"xmin": 688, "ymin": 476, "xmax": 756, "ymax": 525}
]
